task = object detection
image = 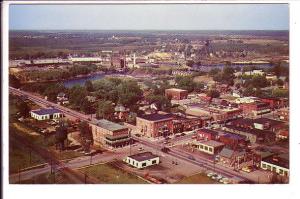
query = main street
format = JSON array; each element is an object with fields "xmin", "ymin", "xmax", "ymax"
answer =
[{"xmin": 9, "ymin": 87, "xmax": 257, "ymax": 183}]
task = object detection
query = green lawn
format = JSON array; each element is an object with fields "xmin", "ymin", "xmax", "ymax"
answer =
[
  {"xmin": 175, "ymin": 173, "xmax": 219, "ymax": 184},
  {"xmin": 9, "ymin": 136, "xmax": 45, "ymax": 174},
  {"xmin": 79, "ymin": 163, "xmax": 148, "ymax": 184},
  {"xmin": 17, "ymin": 172, "xmax": 76, "ymax": 184}
]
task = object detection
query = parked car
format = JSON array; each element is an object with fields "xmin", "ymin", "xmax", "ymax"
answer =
[
  {"xmin": 207, "ymin": 172, "xmax": 216, "ymax": 177},
  {"xmin": 242, "ymin": 166, "xmax": 253, "ymax": 173},
  {"xmin": 180, "ymin": 133, "xmax": 186, "ymax": 136},
  {"xmin": 188, "ymin": 155, "xmax": 195, "ymax": 160},
  {"xmin": 138, "ymin": 147, "xmax": 144, "ymax": 151}
]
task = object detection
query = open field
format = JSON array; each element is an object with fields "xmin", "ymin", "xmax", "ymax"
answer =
[
  {"xmin": 175, "ymin": 172, "xmax": 219, "ymax": 184},
  {"xmin": 78, "ymin": 163, "xmax": 148, "ymax": 184},
  {"xmin": 17, "ymin": 171, "xmax": 76, "ymax": 184}
]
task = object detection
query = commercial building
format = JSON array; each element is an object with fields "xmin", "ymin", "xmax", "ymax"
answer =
[
  {"xmin": 172, "ymin": 114, "xmax": 202, "ymax": 133},
  {"xmin": 30, "ymin": 108, "xmax": 63, "ymax": 120},
  {"xmin": 136, "ymin": 113, "xmax": 173, "ymax": 138},
  {"xmin": 218, "ymin": 148, "xmax": 247, "ymax": 169},
  {"xmin": 240, "ymin": 102, "xmax": 271, "ymax": 117},
  {"xmin": 261, "ymin": 154, "xmax": 289, "ymax": 176},
  {"xmin": 196, "ymin": 128, "xmax": 220, "ymax": 141},
  {"xmin": 222, "ymin": 125, "xmax": 275, "ymax": 144},
  {"xmin": 186, "ymin": 104, "xmax": 242, "ymax": 123},
  {"xmin": 90, "ymin": 119, "xmax": 131, "ymax": 148},
  {"xmin": 165, "ymin": 88, "xmax": 188, "ymax": 100},
  {"xmin": 195, "ymin": 140, "xmax": 224, "ymax": 155},
  {"xmin": 124, "ymin": 152, "xmax": 159, "ymax": 169}
]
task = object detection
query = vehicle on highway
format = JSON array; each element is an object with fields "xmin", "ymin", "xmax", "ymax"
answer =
[
  {"xmin": 180, "ymin": 133, "xmax": 186, "ymax": 136},
  {"xmin": 219, "ymin": 177, "xmax": 230, "ymax": 184},
  {"xmin": 188, "ymin": 155, "xmax": 195, "ymax": 160}
]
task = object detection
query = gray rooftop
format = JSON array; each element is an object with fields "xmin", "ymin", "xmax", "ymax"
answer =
[
  {"xmin": 94, "ymin": 119, "xmax": 127, "ymax": 132},
  {"xmin": 128, "ymin": 152, "xmax": 159, "ymax": 162}
]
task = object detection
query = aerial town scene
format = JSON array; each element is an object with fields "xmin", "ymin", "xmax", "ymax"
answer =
[{"xmin": 8, "ymin": 4, "xmax": 289, "ymax": 184}]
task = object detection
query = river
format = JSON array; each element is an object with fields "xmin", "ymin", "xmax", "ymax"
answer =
[{"xmin": 63, "ymin": 73, "xmax": 106, "ymax": 88}]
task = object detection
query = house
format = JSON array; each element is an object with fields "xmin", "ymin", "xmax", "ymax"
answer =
[
  {"xmin": 195, "ymin": 140, "xmax": 224, "ymax": 155},
  {"xmin": 136, "ymin": 113, "xmax": 173, "ymax": 137},
  {"xmin": 165, "ymin": 88, "xmax": 188, "ymax": 100},
  {"xmin": 90, "ymin": 119, "xmax": 131, "ymax": 148},
  {"xmin": 114, "ymin": 105, "xmax": 129, "ymax": 121},
  {"xmin": 261, "ymin": 154, "xmax": 289, "ymax": 176},
  {"xmin": 124, "ymin": 152, "xmax": 159, "ymax": 169},
  {"xmin": 86, "ymin": 96, "xmax": 97, "ymax": 103},
  {"xmin": 30, "ymin": 108, "xmax": 63, "ymax": 120},
  {"xmin": 57, "ymin": 92, "xmax": 69, "ymax": 105}
]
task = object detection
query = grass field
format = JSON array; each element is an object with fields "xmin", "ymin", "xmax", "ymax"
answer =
[
  {"xmin": 79, "ymin": 163, "xmax": 148, "ymax": 184},
  {"xmin": 17, "ymin": 172, "xmax": 76, "ymax": 184},
  {"xmin": 175, "ymin": 172, "xmax": 219, "ymax": 184},
  {"xmin": 9, "ymin": 136, "xmax": 46, "ymax": 174}
]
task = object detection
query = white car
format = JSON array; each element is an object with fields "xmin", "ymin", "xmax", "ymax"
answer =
[{"xmin": 207, "ymin": 172, "xmax": 216, "ymax": 177}]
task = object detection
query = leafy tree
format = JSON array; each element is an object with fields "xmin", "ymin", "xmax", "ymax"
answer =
[
  {"xmin": 85, "ymin": 80, "xmax": 94, "ymax": 92},
  {"xmin": 55, "ymin": 121, "xmax": 68, "ymax": 151},
  {"xmin": 81, "ymin": 98, "xmax": 94, "ymax": 114},
  {"xmin": 243, "ymin": 86, "xmax": 255, "ymax": 97},
  {"xmin": 206, "ymin": 89, "xmax": 220, "ymax": 98},
  {"xmin": 277, "ymin": 79, "xmax": 284, "ymax": 86},
  {"xmin": 43, "ymin": 83, "xmax": 66, "ymax": 102},
  {"xmin": 146, "ymin": 94, "xmax": 172, "ymax": 111},
  {"xmin": 69, "ymin": 85, "xmax": 88, "ymax": 108},
  {"xmin": 96, "ymin": 100, "xmax": 114, "ymax": 119},
  {"xmin": 9, "ymin": 74, "xmax": 21, "ymax": 88},
  {"xmin": 175, "ymin": 76, "xmax": 195, "ymax": 92},
  {"xmin": 78, "ymin": 121, "xmax": 93, "ymax": 153},
  {"xmin": 16, "ymin": 99, "xmax": 30, "ymax": 117},
  {"xmin": 117, "ymin": 80, "xmax": 143, "ymax": 108},
  {"xmin": 252, "ymin": 75, "xmax": 269, "ymax": 88}
]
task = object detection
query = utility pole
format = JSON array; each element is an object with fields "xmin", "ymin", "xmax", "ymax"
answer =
[{"xmin": 18, "ymin": 166, "xmax": 21, "ymax": 184}]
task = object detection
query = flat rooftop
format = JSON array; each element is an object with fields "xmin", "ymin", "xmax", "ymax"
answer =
[
  {"xmin": 128, "ymin": 152, "xmax": 159, "ymax": 162},
  {"xmin": 31, "ymin": 108, "xmax": 61, "ymax": 115},
  {"xmin": 166, "ymin": 88, "xmax": 188, "ymax": 92},
  {"xmin": 198, "ymin": 140, "xmax": 224, "ymax": 147},
  {"xmin": 262, "ymin": 154, "xmax": 289, "ymax": 169},
  {"xmin": 137, "ymin": 113, "xmax": 173, "ymax": 121},
  {"xmin": 94, "ymin": 119, "xmax": 128, "ymax": 132}
]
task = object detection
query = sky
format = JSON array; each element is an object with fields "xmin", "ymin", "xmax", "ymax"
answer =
[{"xmin": 9, "ymin": 4, "xmax": 289, "ymax": 30}]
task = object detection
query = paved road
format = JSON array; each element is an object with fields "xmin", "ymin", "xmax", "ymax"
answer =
[
  {"xmin": 132, "ymin": 135, "xmax": 256, "ymax": 182},
  {"xmin": 10, "ymin": 87, "xmax": 256, "ymax": 183}
]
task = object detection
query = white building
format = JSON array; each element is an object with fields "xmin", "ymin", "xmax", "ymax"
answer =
[
  {"xmin": 261, "ymin": 154, "xmax": 289, "ymax": 176},
  {"xmin": 30, "ymin": 108, "xmax": 63, "ymax": 120},
  {"xmin": 124, "ymin": 152, "xmax": 159, "ymax": 169},
  {"xmin": 195, "ymin": 140, "xmax": 224, "ymax": 155},
  {"xmin": 235, "ymin": 97, "xmax": 257, "ymax": 104}
]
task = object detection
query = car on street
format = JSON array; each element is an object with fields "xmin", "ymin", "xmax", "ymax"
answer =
[
  {"xmin": 180, "ymin": 133, "xmax": 186, "ymax": 136},
  {"xmin": 188, "ymin": 155, "xmax": 195, "ymax": 160},
  {"xmin": 207, "ymin": 172, "xmax": 216, "ymax": 177},
  {"xmin": 161, "ymin": 147, "xmax": 170, "ymax": 153},
  {"xmin": 138, "ymin": 147, "xmax": 144, "ymax": 151},
  {"xmin": 242, "ymin": 166, "xmax": 254, "ymax": 173}
]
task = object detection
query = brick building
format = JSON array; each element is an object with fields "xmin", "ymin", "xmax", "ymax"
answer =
[
  {"xmin": 240, "ymin": 102, "xmax": 271, "ymax": 117},
  {"xmin": 136, "ymin": 113, "xmax": 173, "ymax": 138},
  {"xmin": 90, "ymin": 119, "xmax": 131, "ymax": 148},
  {"xmin": 172, "ymin": 114, "xmax": 202, "ymax": 133},
  {"xmin": 196, "ymin": 128, "xmax": 220, "ymax": 141},
  {"xmin": 165, "ymin": 88, "xmax": 188, "ymax": 100}
]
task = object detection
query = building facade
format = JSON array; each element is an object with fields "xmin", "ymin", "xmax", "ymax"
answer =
[
  {"xmin": 165, "ymin": 88, "xmax": 188, "ymax": 100},
  {"xmin": 90, "ymin": 119, "xmax": 131, "ymax": 148},
  {"xmin": 136, "ymin": 113, "xmax": 173, "ymax": 138}
]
